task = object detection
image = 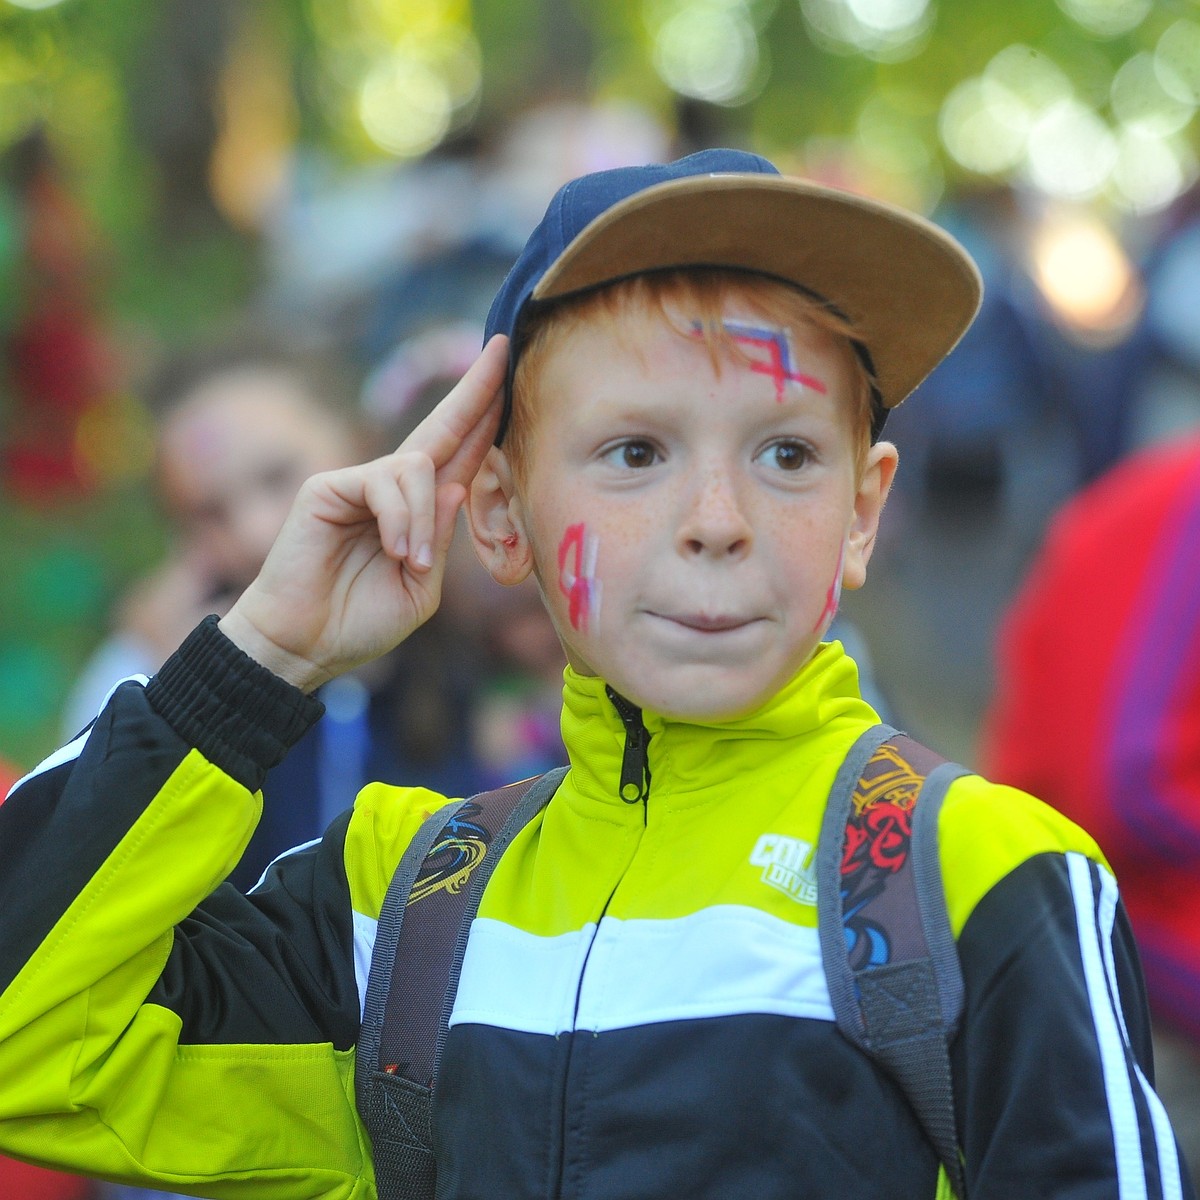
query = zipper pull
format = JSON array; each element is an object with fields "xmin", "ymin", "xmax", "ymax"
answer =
[{"xmin": 606, "ymin": 686, "xmax": 651, "ymax": 805}]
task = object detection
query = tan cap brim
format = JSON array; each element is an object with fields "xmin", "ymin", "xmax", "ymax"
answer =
[{"xmin": 530, "ymin": 173, "xmax": 983, "ymax": 411}]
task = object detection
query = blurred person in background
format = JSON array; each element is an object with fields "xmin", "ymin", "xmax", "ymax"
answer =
[
  {"xmin": 885, "ymin": 185, "xmax": 1059, "ymax": 522},
  {"xmin": 61, "ymin": 336, "xmax": 365, "ymax": 735},
  {"xmin": 59, "ymin": 335, "xmax": 367, "ymax": 891},
  {"xmin": 1127, "ymin": 184, "xmax": 1200, "ymax": 452},
  {"xmin": 982, "ymin": 433, "xmax": 1200, "ymax": 1179}
]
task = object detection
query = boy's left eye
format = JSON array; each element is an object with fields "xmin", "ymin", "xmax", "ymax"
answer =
[
  {"xmin": 756, "ymin": 439, "xmax": 811, "ymax": 471},
  {"xmin": 601, "ymin": 439, "xmax": 660, "ymax": 469}
]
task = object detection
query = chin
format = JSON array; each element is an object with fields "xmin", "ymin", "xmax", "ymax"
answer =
[
  {"xmin": 620, "ymin": 678, "xmax": 776, "ymax": 723},
  {"xmin": 614, "ymin": 653, "xmax": 814, "ymax": 721}
]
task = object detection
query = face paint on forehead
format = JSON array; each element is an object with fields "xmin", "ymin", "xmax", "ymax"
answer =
[
  {"xmin": 558, "ymin": 523, "xmax": 603, "ymax": 634},
  {"xmin": 691, "ymin": 320, "xmax": 829, "ymax": 403}
]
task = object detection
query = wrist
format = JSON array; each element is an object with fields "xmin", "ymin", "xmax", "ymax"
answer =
[
  {"xmin": 146, "ymin": 616, "xmax": 326, "ymax": 790},
  {"xmin": 218, "ymin": 607, "xmax": 329, "ymax": 693}
]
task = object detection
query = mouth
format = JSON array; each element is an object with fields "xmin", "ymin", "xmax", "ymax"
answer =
[{"xmin": 654, "ymin": 612, "xmax": 758, "ymax": 633}]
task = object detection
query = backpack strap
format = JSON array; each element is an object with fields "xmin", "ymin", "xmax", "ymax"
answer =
[
  {"xmin": 817, "ymin": 725, "xmax": 970, "ymax": 1199},
  {"xmin": 356, "ymin": 766, "xmax": 568, "ymax": 1200}
]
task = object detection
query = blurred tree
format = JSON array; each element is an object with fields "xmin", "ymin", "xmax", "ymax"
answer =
[
  {"xmin": 0, "ymin": 0, "xmax": 1196, "ymax": 774},
  {"xmin": 0, "ymin": 0, "xmax": 1192, "ymax": 311}
]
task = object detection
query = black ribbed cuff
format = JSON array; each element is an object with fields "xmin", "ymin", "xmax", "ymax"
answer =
[{"xmin": 145, "ymin": 615, "xmax": 326, "ymax": 792}]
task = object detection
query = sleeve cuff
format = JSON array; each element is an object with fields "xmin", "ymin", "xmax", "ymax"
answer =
[{"xmin": 145, "ymin": 615, "xmax": 326, "ymax": 791}]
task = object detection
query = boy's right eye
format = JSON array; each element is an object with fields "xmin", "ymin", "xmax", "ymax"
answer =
[{"xmin": 602, "ymin": 439, "xmax": 660, "ymax": 469}]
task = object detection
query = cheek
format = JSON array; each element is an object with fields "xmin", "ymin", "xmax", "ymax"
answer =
[
  {"xmin": 812, "ymin": 542, "xmax": 845, "ymax": 636},
  {"xmin": 555, "ymin": 522, "xmax": 603, "ymax": 633},
  {"xmin": 763, "ymin": 506, "xmax": 846, "ymax": 631}
]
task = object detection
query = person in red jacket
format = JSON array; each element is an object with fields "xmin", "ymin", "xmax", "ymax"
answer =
[{"xmin": 982, "ymin": 432, "xmax": 1200, "ymax": 1177}]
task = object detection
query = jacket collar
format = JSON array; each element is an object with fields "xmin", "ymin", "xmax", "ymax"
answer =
[{"xmin": 558, "ymin": 641, "xmax": 878, "ymax": 810}]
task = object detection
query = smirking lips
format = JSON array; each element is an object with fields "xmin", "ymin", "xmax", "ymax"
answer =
[
  {"xmin": 692, "ymin": 320, "xmax": 828, "ymax": 401},
  {"xmin": 558, "ymin": 523, "xmax": 602, "ymax": 632}
]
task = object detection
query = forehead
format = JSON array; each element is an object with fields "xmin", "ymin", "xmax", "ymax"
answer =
[
  {"xmin": 533, "ymin": 293, "xmax": 858, "ymax": 412},
  {"xmin": 156, "ymin": 370, "xmax": 351, "ymax": 500},
  {"xmin": 505, "ymin": 272, "xmax": 874, "ymax": 480}
]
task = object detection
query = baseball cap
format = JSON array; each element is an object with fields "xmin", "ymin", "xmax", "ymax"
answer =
[{"xmin": 484, "ymin": 147, "xmax": 983, "ymax": 442}]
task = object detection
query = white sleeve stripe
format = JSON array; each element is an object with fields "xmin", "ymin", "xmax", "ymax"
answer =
[
  {"xmin": 1134, "ymin": 1061, "xmax": 1184, "ymax": 1200},
  {"xmin": 352, "ymin": 909, "xmax": 378, "ymax": 1022},
  {"xmin": 247, "ymin": 838, "xmax": 322, "ymax": 893},
  {"xmin": 8, "ymin": 674, "xmax": 151, "ymax": 799},
  {"xmin": 1095, "ymin": 861, "xmax": 1184, "ymax": 1200},
  {"xmin": 1068, "ymin": 851, "xmax": 1147, "ymax": 1200},
  {"xmin": 8, "ymin": 727, "xmax": 91, "ymax": 795}
]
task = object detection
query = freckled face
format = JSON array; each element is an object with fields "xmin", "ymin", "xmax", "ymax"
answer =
[{"xmin": 513, "ymin": 305, "xmax": 885, "ymax": 720}]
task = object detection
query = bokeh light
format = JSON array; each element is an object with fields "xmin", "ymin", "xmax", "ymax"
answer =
[
  {"xmin": 800, "ymin": 0, "xmax": 932, "ymax": 61},
  {"xmin": 651, "ymin": 1, "xmax": 761, "ymax": 105},
  {"xmin": 358, "ymin": 52, "xmax": 454, "ymax": 157},
  {"xmin": 934, "ymin": 39, "xmax": 1197, "ymax": 211},
  {"xmin": 1054, "ymin": 0, "xmax": 1150, "ymax": 39},
  {"xmin": 938, "ymin": 46, "xmax": 1079, "ymax": 179},
  {"xmin": 1025, "ymin": 98, "xmax": 1116, "ymax": 200},
  {"xmin": 1110, "ymin": 52, "xmax": 1195, "ymax": 138},
  {"xmin": 306, "ymin": 0, "xmax": 482, "ymax": 159},
  {"xmin": 939, "ymin": 77, "xmax": 1030, "ymax": 175},
  {"xmin": 1029, "ymin": 207, "xmax": 1143, "ymax": 342},
  {"xmin": 1156, "ymin": 20, "xmax": 1200, "ymax": 107},
  {"xmin": 1111, "ymin": 127, "xmax": 1192, "ymax": 213},
  {"xmin": 985, "ymin": 44, "xmax": 1072, "ymax": 114}
]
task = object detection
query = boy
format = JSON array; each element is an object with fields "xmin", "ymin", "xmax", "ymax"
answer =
[{"xmin": 0, "ymin": 149, "xmax": 1189, "ymax": 1198}]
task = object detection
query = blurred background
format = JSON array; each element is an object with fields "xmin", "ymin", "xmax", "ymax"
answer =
[
  {"xmin": 0, "ymin": 0, "xmax": 1198, "ymax": 772},
  {"xmin": 5, "ymin": 2, "xmax": 1200, "ymax": 1192}
]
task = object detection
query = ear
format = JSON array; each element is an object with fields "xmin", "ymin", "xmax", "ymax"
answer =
[
  {"xmin": 842, "ymin": 440, "xmax": 898, "ymax": 591},
  {"xmin": 466, "ymin": 446, "xmax": 535, "ymax": 586}
]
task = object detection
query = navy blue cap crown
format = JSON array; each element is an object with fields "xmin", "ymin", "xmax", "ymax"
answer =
[
  {"xmin": 484, "ymin": 148, "xmax": 778, "ymax": 350},
  {"xmin": 478, "ymin": 144, "xmax": 989, "ymax": 445},
  {"xmin": 484, "ymin": 150, "xmax": 781, "ymax": 442}
]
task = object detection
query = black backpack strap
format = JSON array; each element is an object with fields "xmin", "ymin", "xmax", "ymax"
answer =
[
  {"xmin": 817, "ymin": 726, "xmax": 970, "ymax": 1199},
  {"xmin": 356, "ymin": 766, "xmax": 568, "ymax": 1200}
]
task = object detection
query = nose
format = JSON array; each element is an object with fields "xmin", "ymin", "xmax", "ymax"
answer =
[{"xmin": 677, "ymin": 464, "xmax": 753, "ymax": 559}]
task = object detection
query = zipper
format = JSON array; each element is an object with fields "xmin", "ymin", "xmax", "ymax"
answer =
[
  {"xmin": 605, "ymin": 685, "xmax": 652, "ymax": 812},
  {"xmin": 550, "ymin": 690, "xmax": 650, "ymax": 1196}
]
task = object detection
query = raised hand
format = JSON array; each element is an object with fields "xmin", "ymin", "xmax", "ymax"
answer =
[{"xmin": 218, "ymin": 335, "xmax": 508, "ymax": 692}]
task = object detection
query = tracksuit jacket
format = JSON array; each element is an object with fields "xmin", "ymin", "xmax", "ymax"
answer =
[{"xmin": 0, "ymin": 616, "xmax": 1190, "ymax": 1199}]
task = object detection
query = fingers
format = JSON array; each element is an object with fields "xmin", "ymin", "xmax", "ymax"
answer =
[
  {"xmin": 378, "ymin": 333, "xmax": 508, "ymax": 571},
  {"xmin": 303, "ymin": 336, "xmax": 507, "ymax": 579},
  {"xmin": 363, "ymin": 452, "xmax": 436, "ymax": 570},
  {"xmin": 361, "ymin": 456, "xmax": 469, "ymax": 576},
  {"xmin": 401, "ymin": 335, "xmax": 508, "ymax": 484}
]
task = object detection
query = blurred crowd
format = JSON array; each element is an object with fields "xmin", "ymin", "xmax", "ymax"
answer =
[{"xmin": 3, "ymin": 95, "xmax": 1200, "ymax": 1194}]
